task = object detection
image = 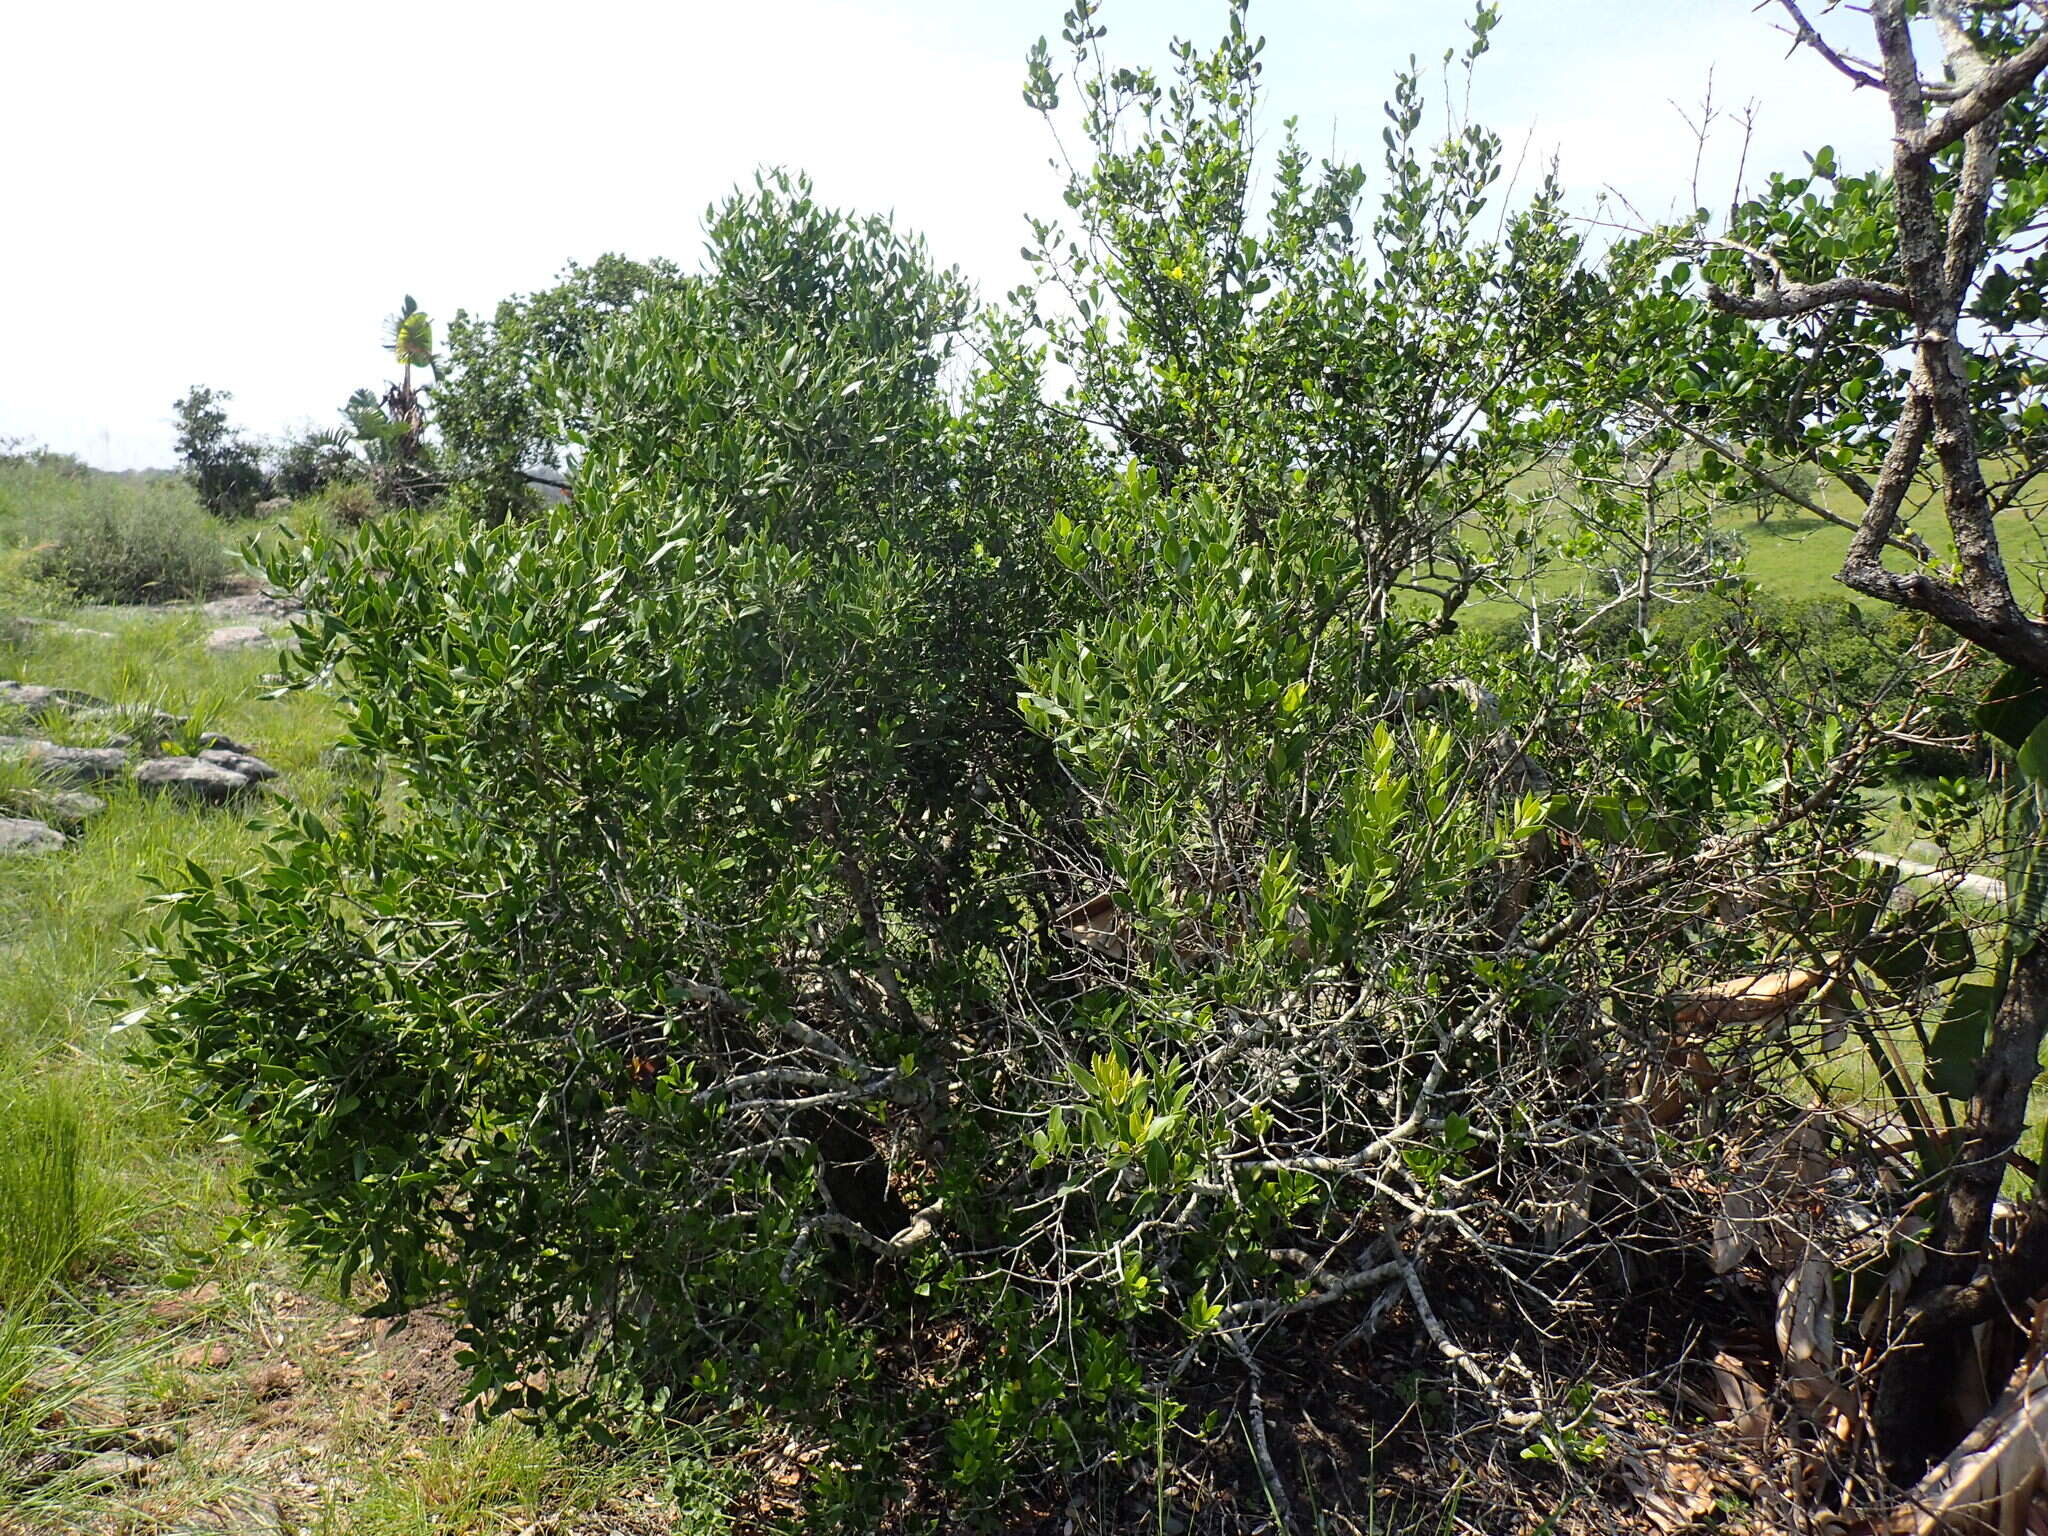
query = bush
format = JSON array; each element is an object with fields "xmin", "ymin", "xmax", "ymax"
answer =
[
  {"xmin": 172, "ymin": 386, "xmax": 272, "ymax": 519},
  {"xmin": 269, "ymin": 427, "xmax": 363, "ymax": 500},
  {"xmin": 24, "ymin": 476, "xmax": 232, "ymax": 603},
  {"xmin": 437, "ymin": 254, "xmax": 684, "ymax": 524},
  {"xmin": 138, "ymin": 172, "xmax": 1100, "ymax": 1504},
  {"xmin": 129, "ymin": 23, "xmax": 1921, "ymax": 1528},
  {"xmin": 0, "ymin": 552, "xmax": 69, "ymax": 630},
  {"xmin": 300, "ymin": 479, "xmax": 381, "ymax": 530}
]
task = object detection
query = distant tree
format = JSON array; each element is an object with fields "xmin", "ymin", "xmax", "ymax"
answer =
[
  {"xmin": 435, "ymin": 254, "xmax": 685, "ymax": 522},
  {"xmin": 171, "ymin": 385, "xmax": 270, "ymax": 518}
]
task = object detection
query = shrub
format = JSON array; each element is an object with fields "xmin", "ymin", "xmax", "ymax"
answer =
[
  {"xmin": 137, "ymin": 171, "xmax": 1097, "ymax": 1505},
  {"xmin": 172, "ymin": 386, "xmax": 272, "ymax": 519},
  {"xmin": 301, "ymin": 479, "xmax": 381, "ymax": 530},
  {"xmin": 269, "ymin": 426, "xmax": 363, "ymax": 500},
  {"xmin": 130, "ymin": 18, "xmax": 1922, "ymax": 1527},
  {"xmin": 437, "ymin": 254, "xmax": 684, "ymax": 524},
  {"xmin": 0, "ymin": 552, "xmax": 69, "ymax": 630},
  {"xmin": 24, "ymin": 476, "xmax": 232, "ymax": 603}
]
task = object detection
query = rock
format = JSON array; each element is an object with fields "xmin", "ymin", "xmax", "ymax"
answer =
[
  {"xmin": 134, "ymin": 757, "xmax": 254, "ymax": 805},
  {"xmin": 0, "ymin": 681, "xmax": 110, "ymax": 720},
  {"xmin": 33, "ymin": 791, "xmax": 106, "ymax": 828},
  {"xmin": 0, "ymin": 739, "xmax": 127, "ymax": 785},
  {"xmin": 204, "ymin": 624, "xmax": 274, "ymax": 653},
  {"xmin": 66, "ymin": 1449, "xmax": 153, "ymax": 1486},
  {"xmin": 245, "ymin": 1361, "xmax": 304, "ymax": 1400},
  {"xmin": 197, "ymin": 748, "xmax": 279, "ymax": 782},
  {"xmin": 253, "ymin": 497, "xmax": 292, "ymax": 516},
  {"xmin": 196, "ymin": 730, "xmax": 252, "ymax": 754},
  {"xmin": 0, "ymin": 682, "xmax": 61, "ymax": 718},
  {"xmin": 0, "ymin": 684, "xmax": 186, "ymax": 744},
  {"xmin": 203, "ymin": 592, "xmax": 303, "ymax": 622},
  {"xmin": 0, "ymin": 817, "xmax": 64, "ymax": 854}
]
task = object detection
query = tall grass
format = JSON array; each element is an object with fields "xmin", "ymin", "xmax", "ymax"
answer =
[
  {"xmin": 0, "ymin": 1080, "xmax": 108, "ymax": 1310},
  {"xmin": 0, "ymin": 610, "xmax": 338, "ymax": 1273}
]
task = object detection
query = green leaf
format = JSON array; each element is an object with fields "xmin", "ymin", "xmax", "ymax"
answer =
[
  {"xmin": 1978, "ymin": 664, "xmax": 2048, "ymax": 751},
  {"xmin": 1926, "ymin": 981, "xmax": 1998, "ymax": 1100},
  {"xmin": 1864, "ymin": 913, "xmax": 1975, "ymax": 990},
  {"xmin": 2021, "ymin": 716, "xmax": 2048, "ymax": 785}
]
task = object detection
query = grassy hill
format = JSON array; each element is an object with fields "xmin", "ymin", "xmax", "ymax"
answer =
[{"xmin": 1734, "ymin": 495, "xmax": 2048, "ymax": 609}]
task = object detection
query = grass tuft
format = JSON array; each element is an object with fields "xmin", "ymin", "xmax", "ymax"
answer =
[{"xmin": 0, "ymin": 1080, "xmax": 110, "ymax": 1311}]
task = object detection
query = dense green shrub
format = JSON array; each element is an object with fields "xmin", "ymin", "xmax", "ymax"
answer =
[
  {"xmin": 269, "ymin": 426, "xmax": 363, "ymax": 500},
  {"xmin": 139, "ymin": 172, "xmax": 1096, "ymax": 1498},
  {"xmin": 298, "ymin": 479, "xmax": 381, "ymax": 530},
  {"xmin": 18, "ymin": 474, "xmax": 230, "ymax": 603},
  {"xmin": 131, "ymin": 12, "xmax": 1913, "ymax": 1526}
]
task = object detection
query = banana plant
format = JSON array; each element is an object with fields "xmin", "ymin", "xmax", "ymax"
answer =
[{"xmin": 342, "ymin": 296, "xmax": 438, "ymax": 506}]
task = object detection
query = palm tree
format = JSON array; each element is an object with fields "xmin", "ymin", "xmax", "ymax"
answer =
[{"xmin": 346, "ymin": 296, "xmax": 437, "ymax": 506}]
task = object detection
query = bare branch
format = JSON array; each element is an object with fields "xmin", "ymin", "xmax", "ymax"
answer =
[
  {"xmin": 1771, "ymin": 0, "xmax": 1889, "ymax": 90},
  {"xmin": 1919, "ymin": 18, "xmax": 2048, "ymax": 155},
  {"xmin": 1638, "ymin": 400, "xmax": 1932, "ymax": 561},
  {"xmin": 1707, "ymin": 272, "xmax": 1915, "ymax": 320}
]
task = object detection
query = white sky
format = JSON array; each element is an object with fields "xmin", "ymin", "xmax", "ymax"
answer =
[{"xmin": 3, "ymin": 1, "xmax": 1901, "ymax": 470}]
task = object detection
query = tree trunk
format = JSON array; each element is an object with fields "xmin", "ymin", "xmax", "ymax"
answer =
[{"xmin": 1876, "ymin": 936, "xmax": 2048, "ymax": 1481}]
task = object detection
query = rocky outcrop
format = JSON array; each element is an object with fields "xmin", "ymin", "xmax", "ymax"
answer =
[
  {"xmin": 0, "ymin": 738, "xmax": 128, "ymax": 785},
  {"xmin": 32, "ymin": 791, "xmax": 107, "ymax": 827},
  {"xmin": 0, "ymin": 680, "xmax": 287, "ymax": 836},
  {"xmin": 134, "ymin": 757, "xmax": 260, "ymax": 805},
  {"xmin": 197, "ymin": 748, "xmax": 278, "ymax": 781},
  {"xmin": 0, "ymin": 681, "xmax": 108, "ymax": 720},
  {"xmin": 204, "ymin": 625, "xmax": 274, "ymax": 653},
  {"xmin": 0, "ymin": 817, "xmax": 64, "ymax": 854}
]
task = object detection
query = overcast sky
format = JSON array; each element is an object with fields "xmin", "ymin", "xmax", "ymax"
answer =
[{"xmin": 4, "ymin": 1, "xmax": 1901, "ymax": 470}]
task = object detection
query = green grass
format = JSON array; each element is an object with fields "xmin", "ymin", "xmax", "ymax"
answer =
[
  {"xmin": 0, "ymin": 614, "xmax": 337, "ymax": 1062},
  {"xmin": 0, "ymin": 1081, "xmax": 111, "ymax": 1311},
  {"xmin": 0, "ymin": 600, "xmax": 341, "ymax": 1524},
  {"xmin": 1735, "ymin": 498, "xmax": 2048, "ymax": 608},
  {"xmin": 317, "ymin": 1419, "xmax": 741, "ymax": 1536},
  {"xmin": 0, "ymin": 474, "xmax": 746, "ymax": 1532}
]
